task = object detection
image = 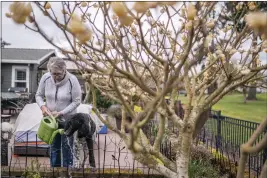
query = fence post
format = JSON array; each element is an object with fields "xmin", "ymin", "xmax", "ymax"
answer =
[
  {"xmin": 202, "ymin": 124, "xmax": 206, "ymax": 144},
  {"xmin": 263, "ymin": 128, "xmax": 267, "ymax": 166},
  {"xmin": 216, "ymin": 110, "xmax": 222, "ymax": 152},
  {"xmin": 1, "ymin": 139, "xmax": 8, "ymax": 166}
]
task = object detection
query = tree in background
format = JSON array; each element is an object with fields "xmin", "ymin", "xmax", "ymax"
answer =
[
  {"xmin": 84, "ymin": 85, "xmax": 115, "ymax": 111},
  {"xmin": 221, "ymin": 2, "xmax": 267, "ymax": 100},
  {"xmin": 6, "ymin": 2, "xmax": 267, "ymax": 177}
]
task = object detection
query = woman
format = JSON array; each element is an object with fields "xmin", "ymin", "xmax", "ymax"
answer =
[{"xmin": 36, "ymin": 57, "xmax": 82, "ymax": 167}]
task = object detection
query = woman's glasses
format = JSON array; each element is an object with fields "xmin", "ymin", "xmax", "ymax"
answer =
[{"xmin": 51, "ymin": 71, "xmax": 65, "ymax": 77}]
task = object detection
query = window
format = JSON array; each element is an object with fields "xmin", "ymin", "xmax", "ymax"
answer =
[
  {"xmin": 14, "ymin": 69, "xmax": 27, "ymax": 87},
  {"xmin": 12, "ymin": 66, "xmax": 29, "ymax": 90}
]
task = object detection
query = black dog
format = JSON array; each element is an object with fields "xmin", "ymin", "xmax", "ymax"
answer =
[{"xmin": 63, "ymin": 113, "xmax": 96, "ymax": 168}]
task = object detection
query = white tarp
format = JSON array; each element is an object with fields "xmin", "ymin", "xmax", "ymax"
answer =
[
  {"xmin": 14, "ymin": 103, "xmax": 105, "ymax": 144},
  {"xmin": 14, "ymin": 103, "xmax": 43, "ymax": 133}
]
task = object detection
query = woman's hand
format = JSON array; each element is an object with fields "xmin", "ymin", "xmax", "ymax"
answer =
[
  {"xmin": 41, "ymin": 105, "xmax": 50, "ymax": 116},
  {"xmin": 51, "ymin": 111, "xmax": 62, "ymax": 119}
]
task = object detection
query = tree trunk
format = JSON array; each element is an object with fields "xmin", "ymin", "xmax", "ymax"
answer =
[
  {"xmin": 193, "ymin": 82, "xmax": 216, "ymax": 138},
  {"xmin": 242, "ymin": 87, "xmax": 247, "ymax": 104},
  {"xmin": 176, "ymin": 131, "xmax": 193, "ymax": 178},
  {"xmin": 247, "ymin": 33, "xmax": 258, "ymax": 101},
  {"xmin": 83, "ymin": 82, "xmax": 91, "ymax": 104},
  {"xmin": 247, "ymin": 87, "xmax": 257, "ymax": 100},
  {"xmin": 193, "ymin": 110, "xmax": 209, "ymax": 138},
  {"xmin": 121, "ymin": 106, "xmax": 126, "ymax": 133},
  {"xmin": 176, "ymin": 109, "xmax": 196, "ymax": 178},
  {"xmin": 92, "ymin": 85, "xmax": 97, "ymax": 108}
]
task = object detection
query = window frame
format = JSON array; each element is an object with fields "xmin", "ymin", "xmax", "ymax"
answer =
[{"xmin": 11, "ymin": 65, "xmax": 30, "ymax": 90}]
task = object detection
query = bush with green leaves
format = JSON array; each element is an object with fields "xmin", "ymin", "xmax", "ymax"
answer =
[
  {"xmin": 95, "ymin": 89, "xmax": 116, "ymax": 110},
  {"xmin": 189, "ymin": 159, "xmax": 221, "ymax": 178},
  {"xmin": 22, "ymin": 159, "xmax": 41, "ymax": 178}
]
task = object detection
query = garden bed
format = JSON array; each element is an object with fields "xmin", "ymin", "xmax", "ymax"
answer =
[{"xmin": 1, "ymin": 166, "xmax": 163, "ymax": 178}]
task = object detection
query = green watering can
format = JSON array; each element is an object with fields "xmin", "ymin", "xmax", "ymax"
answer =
[{"xmin": 37, "ymin": 114, "xmax": 64, "ymax": 145}]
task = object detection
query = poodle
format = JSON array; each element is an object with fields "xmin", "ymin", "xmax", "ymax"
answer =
[{"xmin": 63, "ymin": 113, "xmax": 96, "ymax": 169}]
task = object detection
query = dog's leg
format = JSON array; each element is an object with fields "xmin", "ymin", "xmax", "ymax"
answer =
[
  {"xmin": 81, "ymin": 138, "xmax": 88, "ymax": 168},
  {"xmin": 73, "ymin": 132, "xmax": 80, "ymax": 169},
  {"xmin": 86, "ymin": 136, "xmax": 96, "ymax": 168}
]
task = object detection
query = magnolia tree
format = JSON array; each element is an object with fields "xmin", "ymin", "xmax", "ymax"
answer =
[
  {"xmin": 6, "ymin": 1, "xmax": 267, "ymax": 178},
  {"xmin": 222, "ymin": 1, "xmax": 267, "ymax": 101}
]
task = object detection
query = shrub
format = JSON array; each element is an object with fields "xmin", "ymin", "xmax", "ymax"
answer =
[
  {"xmin": 191, "ymin": 144, "xmax": 213, "ymax": 162},
  {"xmin": 189, "ymin": 159, "xmax": 221, "ymax": 178}
]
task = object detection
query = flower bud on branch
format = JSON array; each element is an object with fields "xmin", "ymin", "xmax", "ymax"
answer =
[{"xmin": 8, "ymin": 2, "xmax": 32, "ymax": 24}]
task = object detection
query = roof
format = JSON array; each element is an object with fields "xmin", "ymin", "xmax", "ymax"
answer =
[{"xmin": 2, "ymin": 48, "xmax": 55, "ymax": 64}]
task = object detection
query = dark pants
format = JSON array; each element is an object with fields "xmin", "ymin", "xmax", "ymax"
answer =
[{"xmin": 50, "ymin": 133, "xmax": 74, "ymax": 167}]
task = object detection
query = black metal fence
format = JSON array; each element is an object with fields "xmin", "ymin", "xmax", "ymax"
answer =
[
  {"xmin": 1, "ymin": 132, "xmax": 164, "ymax": 178},
  {"xmin": 142, "ymin": 110, "xmax": 267, "ymax": 177},
  {"xmin": 1, "ymin": 110, "xmax": 267, "ymax": 177},
  {"xmin": 196, "ymin": 110, "xmax": 267, "ymax": 178}
]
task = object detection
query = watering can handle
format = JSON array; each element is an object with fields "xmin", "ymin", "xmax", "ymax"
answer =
[
  {"xmin": 45, "ymin": 110, "xmax": 56, "ymax": 120},
  {"xmin": 45, "ymin": 110, "xmax": 58, "ymax": 128}
]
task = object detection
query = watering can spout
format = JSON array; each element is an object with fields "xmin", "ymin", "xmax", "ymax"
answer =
[{"xmin": 49, "ymin": 129, "xmax": 65, "ymax": 144}]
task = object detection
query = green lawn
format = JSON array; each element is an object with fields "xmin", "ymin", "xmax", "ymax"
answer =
[{"xmin": 178, "ymin": 93, "xmax": 267, "ymax": 123}]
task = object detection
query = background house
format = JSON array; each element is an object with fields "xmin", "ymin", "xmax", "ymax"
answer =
[{"xmin": 1, "ymin": 48, "xmax": 56, "ymax": 93}]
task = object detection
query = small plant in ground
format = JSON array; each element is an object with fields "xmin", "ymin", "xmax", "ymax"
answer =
[
  {"xmin": 189, "ymin": 159, "xmax": 222, "ymax": 178},
  {"xmin": 22, "ymin": 159, "xmax": 41, "ymax": 178},
  {"xmin": 190, "ymin": 144, "xmax": 213, "ymax": 162}
]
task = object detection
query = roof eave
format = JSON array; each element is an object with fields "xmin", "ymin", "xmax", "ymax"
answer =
[
  {"xmin": 37, "ymin": 50, "xmax": 55, "ymax": 64},
  {"xmin": 1, "ymin": 59, "xmax": 38, "ymax": 64}
]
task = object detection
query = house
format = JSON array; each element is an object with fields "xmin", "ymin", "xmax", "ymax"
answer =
[{"xmin": 1, "ymin": 48, "xmax": 56, "ymax": 93}]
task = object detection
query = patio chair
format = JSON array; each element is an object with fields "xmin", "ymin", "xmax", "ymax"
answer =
[
  {"xmin": 6, "ymin": 101, "xmax": 23, "ymax": 114},
  {"xmin": 1, "ymin": 114, "xmax": 11, "ymax": 123}
]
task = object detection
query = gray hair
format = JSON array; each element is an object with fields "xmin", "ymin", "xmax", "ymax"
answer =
[{"xmin": 47, "ymin": 57, "xmax": 66, "ymax": 72}]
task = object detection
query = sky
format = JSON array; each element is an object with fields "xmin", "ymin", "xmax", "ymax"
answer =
[
  {"xmin": 2, "ymin": 2, "xmax": 55, "ymax": 49},
  {"xmin": 1, "ymin": 2, "xmax": 138, "ymax": 56},
  {"xmin": 1, "ymin": 2, "xmax": 181, "ymax": 56},
  {"xmin": 1, "ymin": 2, "xmax": 74, "ymax": 57},
  {"xmin": 1, "ymin": 2, "xmax": 266, "ymax": 66}
]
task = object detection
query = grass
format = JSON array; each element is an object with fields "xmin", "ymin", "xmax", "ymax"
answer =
[
  {"xmin": 212, "ymin": 93, "xmax": 267, "ymax": 123},
  {"xmin": 178, "ymin": 93, "xmax": 267, "ymax": 123}
]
